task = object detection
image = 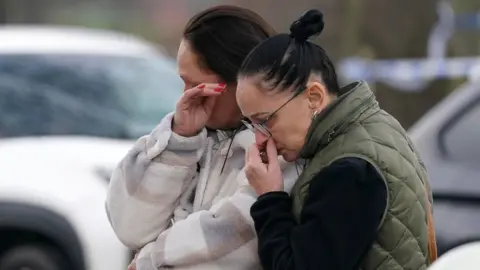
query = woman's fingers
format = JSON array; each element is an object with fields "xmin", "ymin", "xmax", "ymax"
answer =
[
  {"xmin": 248, "ymin": 144, "xmax": 262, "ymax": 164},
  {"xmin": 265, "ymin": 138, "xmax": 278, "ymax": 160},
  {"xmin": 202, "ymin": 83, "xmax": 227, "ymax": 93},
  {"xmin": 245, "ymin": 144, "xmax": 251, "ymax": 162},
  {"xmin": 183, "ymin": 83, "xmax": 226, "ymax": 100}
]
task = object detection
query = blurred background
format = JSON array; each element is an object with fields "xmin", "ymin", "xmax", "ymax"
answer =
[
  {"xmin": 0, "ymin": 0, "xmax": 477, "ymax": 126},
  {"xmin": 0, "ymin": 0, "xmax": 479, "ymax": 270}
]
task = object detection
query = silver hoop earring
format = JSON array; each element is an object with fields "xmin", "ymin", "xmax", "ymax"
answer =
[{"xmin": 312, "ymin": 110, "xmax": 318, "ymax": 119}]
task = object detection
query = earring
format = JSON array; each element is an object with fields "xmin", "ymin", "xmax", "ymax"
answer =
[{"xmin": 312, "ymin": 110, "xmax": 318, "ymax": 119}]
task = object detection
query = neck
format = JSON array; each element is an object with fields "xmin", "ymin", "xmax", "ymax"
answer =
[{"xmin": 207, "ymin": 111, "xmax": 244, "ymax": 131}]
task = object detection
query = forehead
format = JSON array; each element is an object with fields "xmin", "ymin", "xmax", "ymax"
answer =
[
  {"xmin": 177, "ymin": 40, "xmax": 218, "ymax": 84},
  {"xmin": 236, "ymin": 76, "xmax": 290, "ymax": 117}
]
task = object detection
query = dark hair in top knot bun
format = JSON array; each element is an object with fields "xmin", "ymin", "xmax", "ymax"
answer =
[
  {"xmin": 239, "ymin": 9, "xmax": 340, "ymax": 96},
  {"xmin": 289, "ymin": 9, "xmax": 324, "ymax": 42}
]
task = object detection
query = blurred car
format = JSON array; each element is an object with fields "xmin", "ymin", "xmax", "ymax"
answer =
[
  {"xmin": 409, "ymin": 76, "xmax": 480, "ymax": 256},
  {"xmin": 428, "ymin": 241, "xmax": 480, "ymax": 270},
  {"xmin": 0, "ymin": 25, "xmax": 182, "ymax": 270}
]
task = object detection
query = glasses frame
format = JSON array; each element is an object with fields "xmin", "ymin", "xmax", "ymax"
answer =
[{"xmin": 241, "ymin": 86, "xmax": 305, "ymax": 136}]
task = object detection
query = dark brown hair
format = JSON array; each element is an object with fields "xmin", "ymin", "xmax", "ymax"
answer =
[{"xmin": 183, "ymin": 5, "xmax": 276, "ymax": 83}]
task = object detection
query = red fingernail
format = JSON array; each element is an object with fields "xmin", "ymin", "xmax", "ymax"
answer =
[
  {"xmin": 213, "ymin": 87, "xmax": 225, "ymax": 92},
  {"xmin": 218, "ymin": 83, "xmax": 226, "ymax": 87},
  {"xmin": 198, "ymin": 84, "xmax": 205, "ymax": 89}
]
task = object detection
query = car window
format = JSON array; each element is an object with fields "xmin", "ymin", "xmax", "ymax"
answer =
[
  {"xmin": 442, "ymin": 99, "xmax": 480, "ymax": 165},
  {"xmin": 0, "ymin": 54, "xmax": 182, "ymax": 139}
]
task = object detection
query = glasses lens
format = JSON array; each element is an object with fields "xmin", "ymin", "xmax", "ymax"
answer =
[
  {"xmin": 241, "ymin": 119, "xmax": 271, "ymax": 137},
  {"xmin": 254, "ymin": 124, "xmax": 271, "ymax": 137}
]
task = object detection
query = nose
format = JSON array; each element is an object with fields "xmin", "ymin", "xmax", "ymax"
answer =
[{"xmin": 254, "ymin": 130, "xmax": 269, "ymax": 146}]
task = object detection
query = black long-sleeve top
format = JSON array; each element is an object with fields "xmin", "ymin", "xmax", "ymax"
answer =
[{"xmin": 250, "ymin": 157, "xmax": 387, "ymax": 270}]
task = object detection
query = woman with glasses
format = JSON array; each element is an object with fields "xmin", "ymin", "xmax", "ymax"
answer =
[
  {"xmin": 106, "ymin": 5, "xmax": 299, "ymax": 270},
  {"xmin": 236, "ymin": 9, "xmax": 438, "ymax": 270}
]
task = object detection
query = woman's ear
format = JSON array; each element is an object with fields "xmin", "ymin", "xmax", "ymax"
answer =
[{"xmin": 306, "ymin": 82, "xmax": 327, "ymax": 110}]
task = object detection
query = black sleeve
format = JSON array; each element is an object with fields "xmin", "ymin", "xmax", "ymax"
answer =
[{"xmin": 250, "ymin": 157, "xmax": 387, "ymax": 270}]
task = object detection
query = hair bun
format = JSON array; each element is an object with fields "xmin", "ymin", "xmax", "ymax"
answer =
[{"xmin": 289, "ymin": 9, "xmax": 324, "ymax": 42}]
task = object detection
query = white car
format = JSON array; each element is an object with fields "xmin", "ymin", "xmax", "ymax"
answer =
[
  {"xmin": 409, "ymin": 76, "xmax": 480, "ymax": 255},
  {"xmin": 428, "ymin": 242, "xmax": 480, "ymax": 270},
  {"xmin": 0, "ymin": 26, "xmax": 182, "ymax": 270}
]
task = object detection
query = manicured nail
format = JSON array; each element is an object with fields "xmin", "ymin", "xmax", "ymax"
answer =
[
  {"xmin": 198, "ymin": 84, "xmax": 205, "ymax": 89},
  {"xmin": 213, "ymin": 87, "xmax": 225, "ymax": 92},
  {"xmin": 218, "ymin": 83, "xmax": 226, "ymax": 87}
]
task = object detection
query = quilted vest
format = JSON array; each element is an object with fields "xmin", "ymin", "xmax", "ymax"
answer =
[{"xmin": 291, "ymin": 81, "xmax": 437, "ymax": 270}]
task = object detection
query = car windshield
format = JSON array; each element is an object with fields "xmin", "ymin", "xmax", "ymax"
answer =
[{"xmin": 0, "ymin": 54, "xmax": 182, "ymax": 139}]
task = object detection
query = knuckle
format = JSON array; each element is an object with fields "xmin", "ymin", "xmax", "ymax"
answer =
[{"xmin": 245, "ymin": 168, "xmax": 255, "ymax": 178}]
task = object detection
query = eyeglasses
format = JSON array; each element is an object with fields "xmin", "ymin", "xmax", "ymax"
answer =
[{"xmin": 241, "ymin": 86, "xmax": 305, "ymax": 137}]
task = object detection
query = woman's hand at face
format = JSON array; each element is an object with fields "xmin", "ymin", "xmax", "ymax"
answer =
[
  {"xmin": 127, "ymin": 251, "xmax": 139, "ymax": 270},
  {"xmin": 245, "ymin": 138, "xmax": 284, "ymax": 196},
  {"xmin": 172, "ymin": 83, "xmax": 226, "ymax": 137}
]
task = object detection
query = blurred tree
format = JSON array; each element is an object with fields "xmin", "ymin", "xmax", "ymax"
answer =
[
  {"xmin": 0, "ymin": 0, "xmax": 6, "ymax": 23},
  {"xmin": 451, "ymin": 1, "xmax": 480, "ymax": 56},
  {"xmin": 340, "ymin": 0, "xmax": 365, "ymax": 58},
  {"xmin": 358, "ymin": 0, "xmax": 450, "ymax": 128}
]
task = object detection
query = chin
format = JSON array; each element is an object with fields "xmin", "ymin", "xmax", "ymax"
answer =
[{"xmin": 281, "ymin": 151, "xmax": 299, "ymax": 163}]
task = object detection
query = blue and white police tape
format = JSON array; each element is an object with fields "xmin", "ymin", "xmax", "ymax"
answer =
[{"xmin": 338, "ymin": 57, "xmax": 480, "ymax": 81}]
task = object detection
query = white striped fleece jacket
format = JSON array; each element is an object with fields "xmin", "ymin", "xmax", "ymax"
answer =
[{"xmin": 105, "ymin": 112, "xmax": 300, "ymax": 270}]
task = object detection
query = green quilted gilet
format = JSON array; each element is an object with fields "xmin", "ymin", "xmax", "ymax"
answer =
[{"xmin": 291, "ymin": 81, "xmax": 433, "ymax": 270}]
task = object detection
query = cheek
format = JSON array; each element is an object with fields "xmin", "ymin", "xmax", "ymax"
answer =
[
  {"xmin": 270, "ymin": 109, "xmax": 311, "ymax": 149},
  {"xmin": 269, "ymin": 120, "xmax": 296, "ymax": 146},
  {"xmin": 183, "ymin": 84, "xmax": 193, "ymax": 92}
]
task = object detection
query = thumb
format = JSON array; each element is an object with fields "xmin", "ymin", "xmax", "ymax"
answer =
[{"xmin": 265, "ymin": 138, "xmax": 278, "ymax": 164}]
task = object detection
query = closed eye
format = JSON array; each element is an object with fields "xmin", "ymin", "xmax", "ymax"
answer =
[
  {"xmin": 242, "ymin": 117, "xmax": 267, "ymax": 124},
  {"xmin": 248, "ymin": 112, "xmax": 270, "ymax": 123},
  {"xmin": 253, "ymin": 116, "xmax": 270, "ymax": 124}
]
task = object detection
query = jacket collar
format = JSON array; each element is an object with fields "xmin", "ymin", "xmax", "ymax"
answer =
[{"xmin": 299, "ymin": 81, "xmax": 378, "ymax": 159}]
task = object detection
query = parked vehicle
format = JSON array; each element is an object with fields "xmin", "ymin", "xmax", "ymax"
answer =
[
  {"xmin": 0, "ymin": 25, "xmax": 182, "ymax": 270},
  {"xmin": 409, "ymin": 76, "xmax": 480, "ymax": 256},
  {"xmin": 428, "ymin": 241, "xmax": 480, "ymax": 270}
]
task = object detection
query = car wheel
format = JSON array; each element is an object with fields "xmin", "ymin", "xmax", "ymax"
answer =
[{"xmin": 0, "ymin": 244, "xmax": 68, "ymax": 270}]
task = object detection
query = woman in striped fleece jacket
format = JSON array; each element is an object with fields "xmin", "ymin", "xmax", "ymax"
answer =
[{"xmin": 106, "ymin": 5, "xmax": 300, "ymax": 270}]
